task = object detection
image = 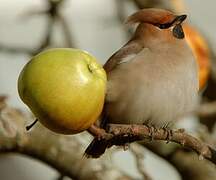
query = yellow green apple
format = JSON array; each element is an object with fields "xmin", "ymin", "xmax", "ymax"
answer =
[{"xmin": 18, "ymin": 48, "xmax": 107, "ymax": 134}]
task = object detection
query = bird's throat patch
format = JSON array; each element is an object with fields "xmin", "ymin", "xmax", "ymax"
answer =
[{"xmin": 172, "ymin": 24, "xmax": 185, "ymax": 39}]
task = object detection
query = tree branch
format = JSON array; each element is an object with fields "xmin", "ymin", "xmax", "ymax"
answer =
[
  {"xmin": 88, "ymin": 124, "xmax": 216, "ymax": 165},
  {"xmin": 0, "ymin": 0, "xmax": 75, "ymax": 56},
  {"xmin": 0, "ymin": 98, "xmax": 132, "ymax": 180},
  {"xmin": 130, "ymin": 144, "xmax": 152, "ymax": 180}
]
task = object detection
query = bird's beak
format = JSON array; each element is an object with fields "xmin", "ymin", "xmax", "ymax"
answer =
[{"xmin": 174, "ymin": 14, "xmax": 187, "ymax": 25}]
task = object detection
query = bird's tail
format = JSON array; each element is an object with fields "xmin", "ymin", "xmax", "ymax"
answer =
[{"xmin": 84, "ymin": 138, "xmax": 109, "ymax": 158}]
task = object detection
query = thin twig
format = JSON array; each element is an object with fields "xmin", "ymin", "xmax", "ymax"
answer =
[
  {"xmin": 130, "ymin": 144, "xmax": 152, "ymax": 180},
  {"xmin": 0, "ymin": 0, "xmax": 74, "ymax": 56},
  {"xmin": 58, "ymin": 14, "xmax": 74, "ymax": 48},
  {"xmin": 0, "ymin": 102, "xmax": 133, "ymax": 180},
  {"xmin": 115, "ymin": 0, "xmax": 133, "ymax": 36},
  {"xmin": 0, "ymin": 44, "xmax": 33, "ymax": 54}
]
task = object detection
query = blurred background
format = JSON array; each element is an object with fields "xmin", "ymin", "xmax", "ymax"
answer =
[{"xmin": 0, "ymin": 0, "xmax": 216, "ymax": 180}]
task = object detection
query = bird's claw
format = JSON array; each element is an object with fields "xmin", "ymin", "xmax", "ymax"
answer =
[
  {"xmin": 123, "ymin": 143, "xmax": 130, "ymax": 151},
  {"xmin": 164, "ymin": 128, "xmax": 173, "ymax": 144},
  {"xmin": 149, "ymin": 126, "xmax": 156, "ymax": 141}
]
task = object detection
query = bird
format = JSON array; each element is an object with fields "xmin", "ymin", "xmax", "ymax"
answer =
[{"xmin": 85, "ymin": 8, "xmax": 199, "ymax": 158}]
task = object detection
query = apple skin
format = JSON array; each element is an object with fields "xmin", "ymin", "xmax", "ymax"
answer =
[{"xmin": 18, "ymin": 48, "xmax": 107, "ymax": 134}]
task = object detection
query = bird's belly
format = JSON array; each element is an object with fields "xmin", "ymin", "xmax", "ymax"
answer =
[{"xmin": 106, "ymin": 61, "xmax": 198, "ymax": 127}]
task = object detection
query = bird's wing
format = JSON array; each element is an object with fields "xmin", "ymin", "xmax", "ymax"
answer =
[{"xmin": 103, "ymin": 39, "xmax": 143, "ymax": 73}]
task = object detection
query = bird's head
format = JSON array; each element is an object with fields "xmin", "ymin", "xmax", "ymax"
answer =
[{"xmin": 126, "ymin": 8, "xmax": 187, "ymax": 39}]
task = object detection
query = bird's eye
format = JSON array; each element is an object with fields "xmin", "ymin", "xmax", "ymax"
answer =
[
  {"xmin": 172, "ymin": 24, "xmax": 185, "ymax": 39},
  {"xmin": 158, "ymin": 23, "xmax": 172, "ymax": 29},
  {"xmin": 158, "ymin": 15, "xmax": 187, "ymax": 30}
]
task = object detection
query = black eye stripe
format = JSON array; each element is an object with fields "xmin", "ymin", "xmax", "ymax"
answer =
[
  {"xmin": 158, "ymin": 23, "xmax": 173, "ymax": 29},
  {"xmin": 157, "ymin": 14, "xmax": 187, "ymax": 29}
]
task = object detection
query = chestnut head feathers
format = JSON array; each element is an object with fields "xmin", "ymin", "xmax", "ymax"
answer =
[{"xmin": 126, "ymin": 8, "xmax": 187, "ymax": 39}]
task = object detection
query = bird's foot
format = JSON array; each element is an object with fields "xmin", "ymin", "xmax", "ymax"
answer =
[
  {"xmin": 123, "ymin": 143, "xmax": 130, "ymax": 151},
  {"xmin": 149, "ymin": 126, "xmax": 156, "ymax": 141},
  {"xmin": 88, "ymin": 124, "xmax": 107, "ymax": 140},
  {"xmin": 161, "ymin": 122, "xmax": 173, "ymax": 143},
  {"xmin": 163, "ymin": 128, "xmax": 173, "ymax": 144}
]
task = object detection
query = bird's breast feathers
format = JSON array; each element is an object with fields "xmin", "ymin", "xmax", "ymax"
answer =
[{"xmin": 106, "ymin": 46, "xmax": 198, "ymax": 126}]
